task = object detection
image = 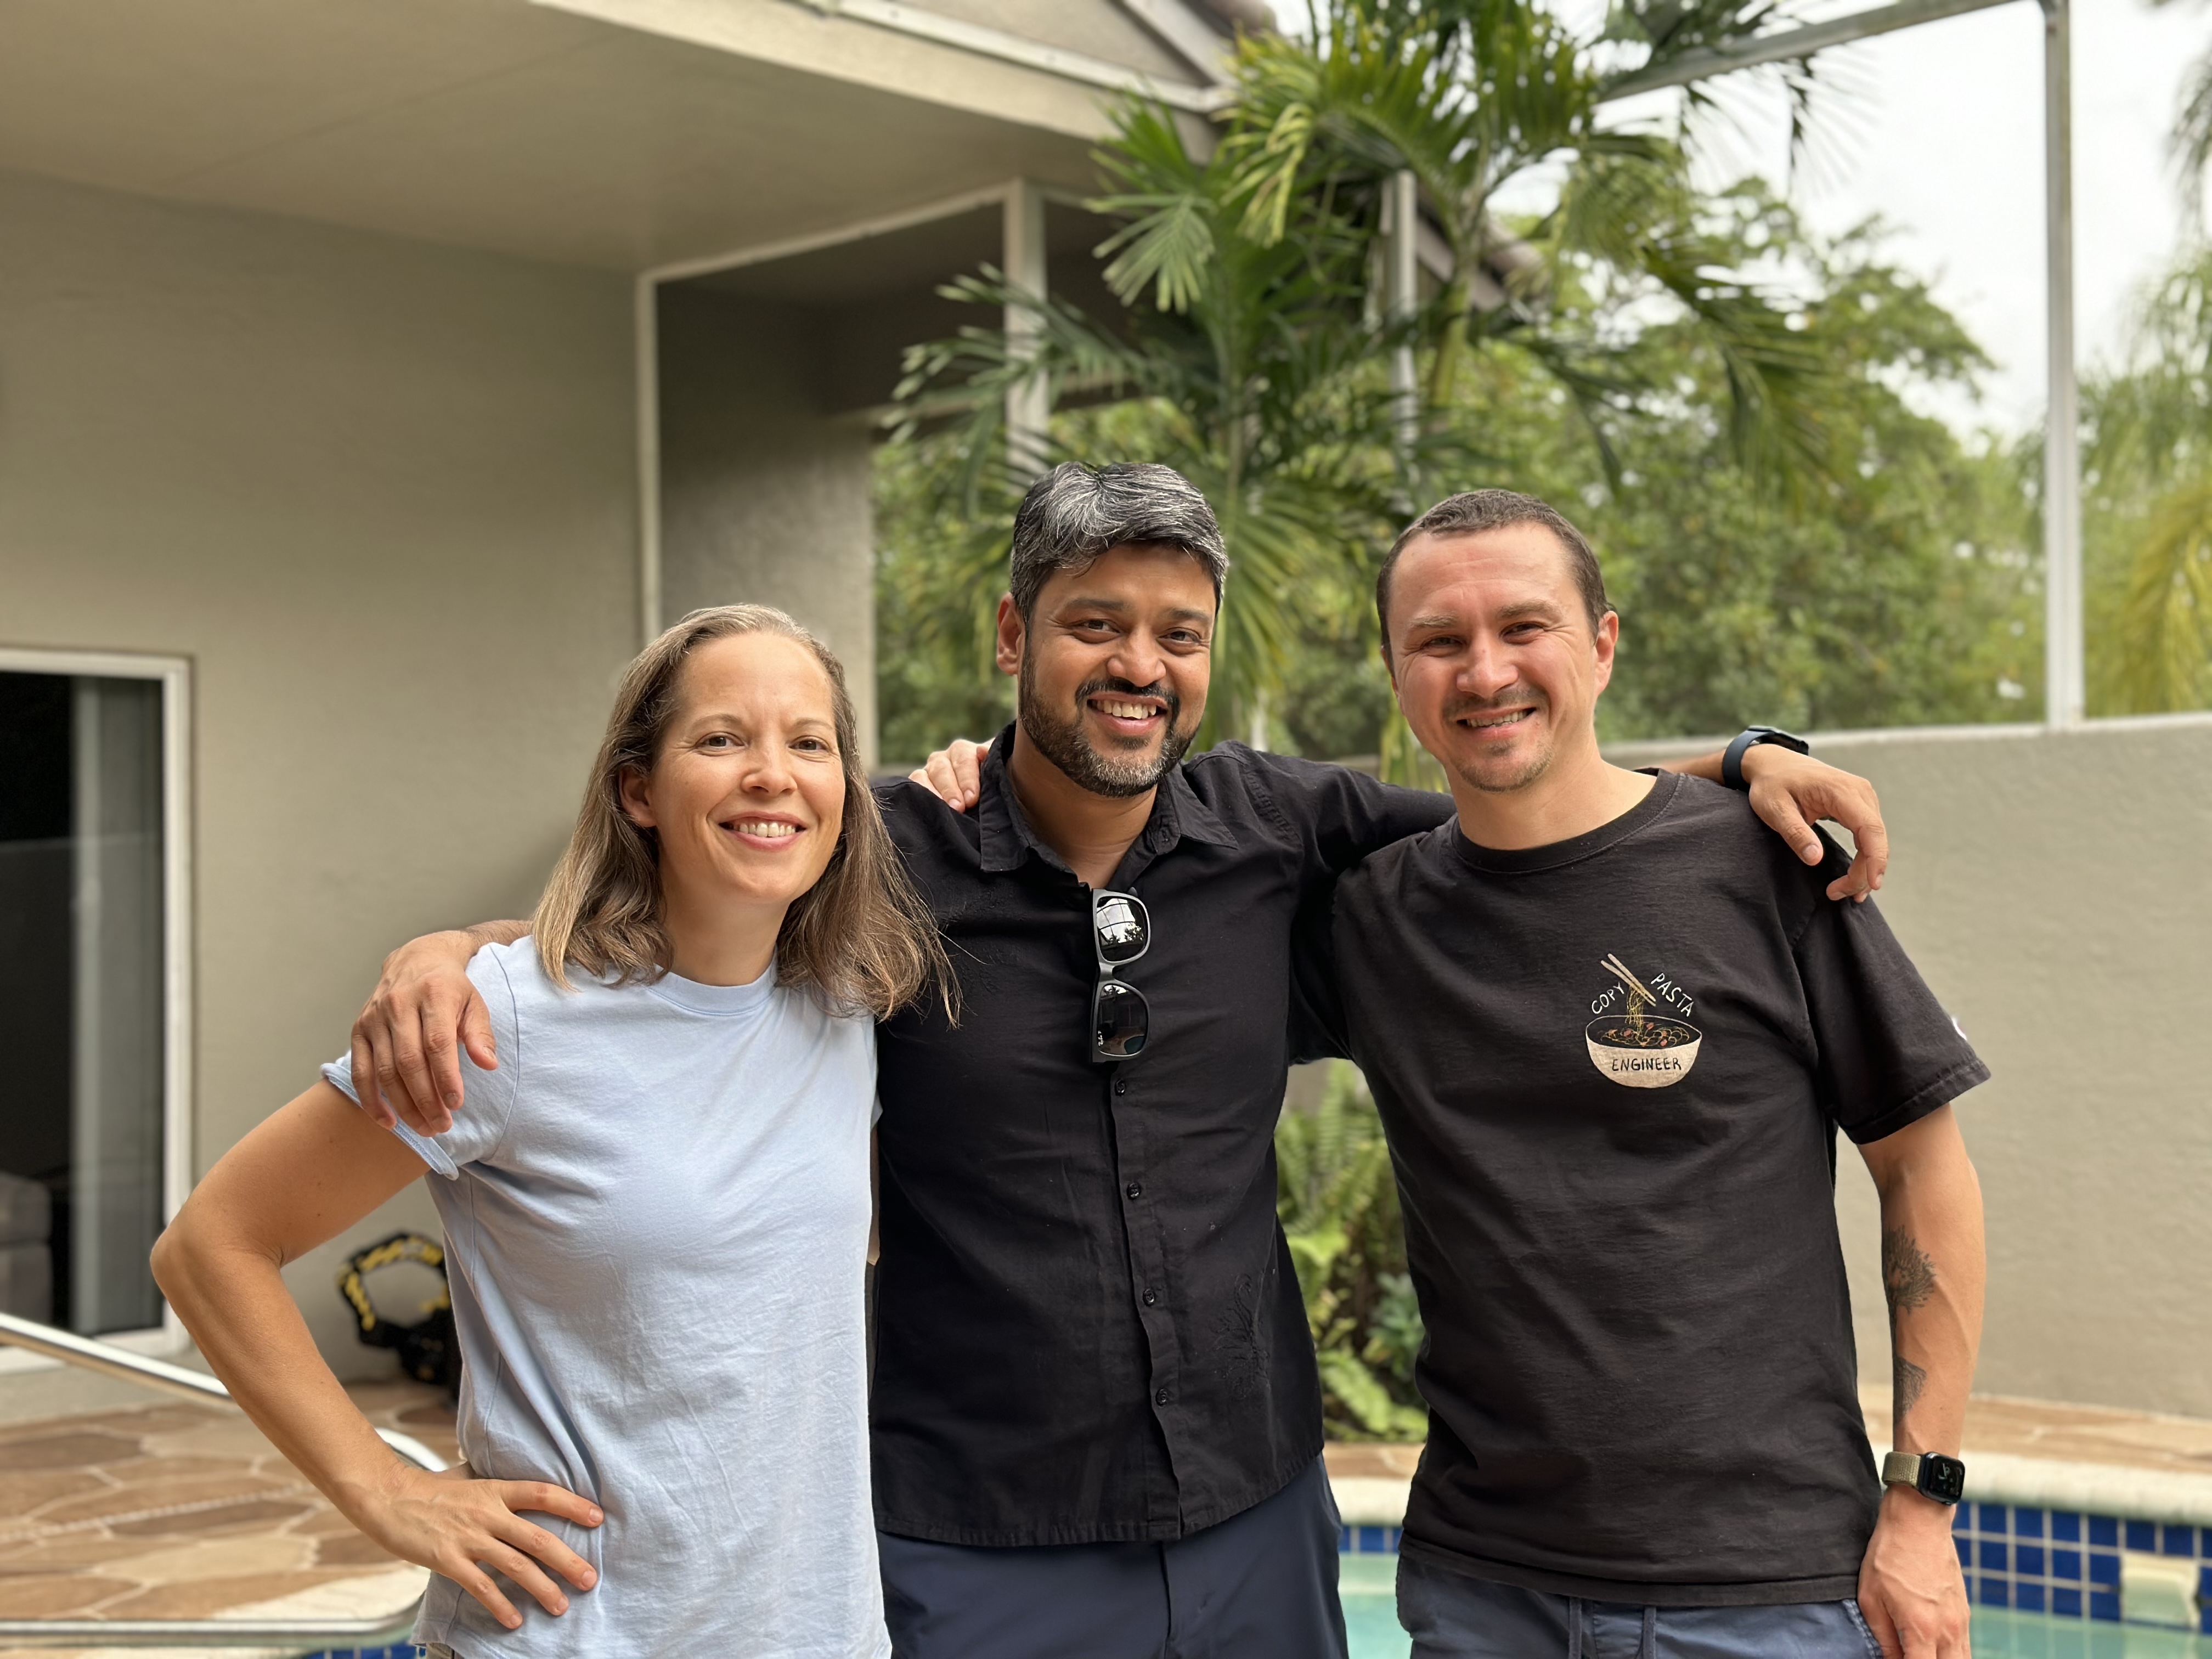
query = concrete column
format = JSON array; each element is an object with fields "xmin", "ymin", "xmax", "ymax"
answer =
[
  {"xmin": 2041, "ymin": 0, "xmax": 2084, "ymax": 727},
  {"xmin": 1003, "ymin": 178, "xmax": 1051, "ymax": 477}
]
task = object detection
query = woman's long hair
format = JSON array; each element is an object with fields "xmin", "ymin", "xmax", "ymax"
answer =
[{"xmin": 533, "ymin": 605, "xmax": 950, "ymax": 1021}]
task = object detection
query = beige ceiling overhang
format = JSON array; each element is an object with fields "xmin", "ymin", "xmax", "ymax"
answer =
[{"xmin": 0, "ymin": 0, "xmax": 1222, "ymax": 272}]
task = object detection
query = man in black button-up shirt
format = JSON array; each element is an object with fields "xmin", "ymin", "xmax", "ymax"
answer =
[
  {"xmin": 871, "ymin": 727, "xmax": 1447, "ymax": 1555},
  {"xmin": 350, "ymin": 462, "xmax": 1889, "ymax": 1659}
]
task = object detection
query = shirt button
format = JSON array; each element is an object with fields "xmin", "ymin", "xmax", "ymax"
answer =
[
  {"xmin": 1155, "ymin": 1387, "xmax": 1171, "ymax": 1405},
  {"xmin": 1114, "ymin": 1081, "xmax": 1128, "ymax": 1095},
  {"xmin": 1142, "ymin": 1289, "xmax": 1158, "ymax": 1306},
  {"xmin": 1125, "ymin": 1182, "xmax": 1142, "ymax": 1201}
]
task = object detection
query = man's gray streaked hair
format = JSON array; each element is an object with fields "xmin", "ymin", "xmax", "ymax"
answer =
[{"xmin": 1009, "ymin": 462, "xmax": 1229, "ymax": 618}]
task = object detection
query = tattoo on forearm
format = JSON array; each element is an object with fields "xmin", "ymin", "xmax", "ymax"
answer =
[
  {"xmin": 1882, "ymin": 1229, "xmax": 1938, "ymax": 1429},
  {"xmin": 1895, "ymin": 1353, "xmax": 1927, "ymax": 1423},
  {"xmin": 1882, "ymin": 1229, "xmax": 1937, "ymax": 1316}
]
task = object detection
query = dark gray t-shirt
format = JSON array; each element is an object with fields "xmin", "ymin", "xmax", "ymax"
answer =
[{"xmin": 1327, "ymin": 771, "xmax": 1988, "ymax": 1606}]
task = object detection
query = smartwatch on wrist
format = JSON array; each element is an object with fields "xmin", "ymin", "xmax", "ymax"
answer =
[
  {"xmin": 1882, "ymin": 1450, "xmax": 1967, "ymax": 1506},
  {"xmin": 1721, "ymin": 725, "xmax": 1810, "ymax": 791}
]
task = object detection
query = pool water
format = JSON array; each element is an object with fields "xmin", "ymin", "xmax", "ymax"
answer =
[{"xmin": 1338, "ymin": 1555, "xmax": 2212, "ymax": 1658}]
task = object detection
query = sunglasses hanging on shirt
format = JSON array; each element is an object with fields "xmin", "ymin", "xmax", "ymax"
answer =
[{"xmin": 1091, "ymin": 889, "xmax": 1152, "ymax": 1063}]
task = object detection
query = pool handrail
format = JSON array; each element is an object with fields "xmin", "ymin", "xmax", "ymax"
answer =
[{"xmin": 0, "ymin": 1308, "xmax": 440, "ymax": 1651}]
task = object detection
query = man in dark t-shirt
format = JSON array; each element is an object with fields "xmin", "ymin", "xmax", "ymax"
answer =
[{"xmin": 1318, "ymin": 490, "xmax": 1988, "ymax": 1658}]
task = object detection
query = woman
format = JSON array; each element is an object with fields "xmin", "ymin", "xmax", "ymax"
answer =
[{"xmin": 154, "ymin": 605, "xmax": 945, "ymax": 1659}]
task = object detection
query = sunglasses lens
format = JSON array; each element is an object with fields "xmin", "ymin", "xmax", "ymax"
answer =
[
  {"xmin": 1094, "ymin": 894, "xmax": 1149, "ymax": 966},
  {"xmin": 1094, "ymin": 979, "xmax": 1149, "ymax": 1059}
]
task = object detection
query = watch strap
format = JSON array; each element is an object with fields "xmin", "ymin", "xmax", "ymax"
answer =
[
  {"xmin": 1721, "ymin": 725, "xmax": 1810, "ymax": 792},
  {"xmin": 1882, "ymin": 1449, "xmax": 1966, "ymax": 1504}
]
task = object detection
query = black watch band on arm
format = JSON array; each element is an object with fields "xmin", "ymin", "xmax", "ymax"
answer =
[
  {"xmin": 1721, "ymin": 725, "xmax": 1810, "ymax": 792},
  {"xmin": 1882, "ymin": 1450, "xmax": 1967, "ymax": 1505}
]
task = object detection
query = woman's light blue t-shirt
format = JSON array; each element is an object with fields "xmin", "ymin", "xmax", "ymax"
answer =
[{"xmin": 324, "ymin": 940, "xmax": 885, "ymax": 1659}]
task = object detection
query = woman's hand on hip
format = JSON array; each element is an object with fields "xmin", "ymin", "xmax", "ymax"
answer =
[{"xmin": 353, "ymin": 1462, "xmax": 603, "ymax": 1630}]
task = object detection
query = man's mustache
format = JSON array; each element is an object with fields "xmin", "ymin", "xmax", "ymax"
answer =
[
  {"xmin": 1076, "ymin": 676, "xmax": 1182, "ymax": 728},
  {"xmin": 1439, "ymin": 685, "xmax": 1547, "ymax": 724}
]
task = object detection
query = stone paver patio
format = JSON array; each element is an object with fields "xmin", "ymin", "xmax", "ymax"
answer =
[{"xmin": 0, "ymin": 1377, "xmax": 456, "ymax": 1658}]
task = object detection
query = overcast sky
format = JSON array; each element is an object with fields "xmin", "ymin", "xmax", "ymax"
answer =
[{"xmin": 1260, "ymin": 0, "xmax": 2210, "ymax": 433}]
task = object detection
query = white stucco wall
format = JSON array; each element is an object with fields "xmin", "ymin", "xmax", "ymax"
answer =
[
  {"xmin": 1621, "ymin": 719, "xmax": 2212, "ymax": 1418},
  {"xmin": 0, "ymin": 168, "xmax": 639, "ymax": 1376},
  {"xmin": 656, "ymin": 285, "xmax": 879, "ymax": 765}
]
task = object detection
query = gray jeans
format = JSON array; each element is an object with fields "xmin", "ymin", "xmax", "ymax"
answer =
[{"xmin": 1397, "ymin": 1552, "xmax": 1886, "ymax": 1659}]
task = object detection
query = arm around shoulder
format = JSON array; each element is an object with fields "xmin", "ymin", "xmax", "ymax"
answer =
[{"xmin": 349, "ymin": 920, "xmax": 526, "ymax": 1138}]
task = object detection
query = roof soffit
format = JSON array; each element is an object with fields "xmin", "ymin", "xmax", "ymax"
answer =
[{"xmin": 534, "ymin": 0, "xmax": 1217, "ymax": 132}]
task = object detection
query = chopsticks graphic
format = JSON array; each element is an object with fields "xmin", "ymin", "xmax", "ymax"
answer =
[{"xmin": 1602, "ymin": 954, "xmax": 1657, "ymax": 1011}]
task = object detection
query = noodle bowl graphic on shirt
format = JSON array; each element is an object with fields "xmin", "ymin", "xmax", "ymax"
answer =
[{"xmin": 1585, "ymin": 952, "xmax": 1701, "ymax": 1088}]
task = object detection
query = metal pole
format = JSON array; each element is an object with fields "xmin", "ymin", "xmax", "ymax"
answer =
[
  {"xmin": 1004, "ymin": 179, "xmax": 1051, "ymax": 476},
  {"xmin": 1385, "ymin": 169, "xmax": 1420, "ymax": 467},
  {"xmin": 2042, "ymin": 0, "xmax": 2084, "ymax": 727}
]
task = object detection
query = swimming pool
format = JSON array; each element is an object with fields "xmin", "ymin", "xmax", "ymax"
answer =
[{"xmin": 1338, "ymin": 1554, "xmax": 2212, "ymax": 1657}]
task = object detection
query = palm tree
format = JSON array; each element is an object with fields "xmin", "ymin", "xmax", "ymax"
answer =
[
  {"xmin": 2084, "ymin": 250, "xmax": 2212, "ymax": 712},
  {"xmin": 893, "ymin": 0, "xmax": 1845, "ymax": 757},
  {"xmin": 895, "ymin": 99, "xmax": 1413, "ymax": 749},
  {"xmin": 2075, "ymin": 18, "xmax": 2212, "ymax": 712}
]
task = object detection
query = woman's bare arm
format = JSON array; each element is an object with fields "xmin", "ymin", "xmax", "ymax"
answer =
[{"xmin": 153, "ymin": 1083, "xmax": 601, "ymax": 1629}]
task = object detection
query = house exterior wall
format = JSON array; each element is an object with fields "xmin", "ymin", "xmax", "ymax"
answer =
[
  {"xmin": 1617, "ymin": 719, "xmax": 2212, "ymax": 1418},
  {"xmin": 0, "ymin": 168, "xmax": 640, "ymax": 1375},
  {"xmin": 656, "ymin": 286, "xmax": 878, "ymax": 766}
]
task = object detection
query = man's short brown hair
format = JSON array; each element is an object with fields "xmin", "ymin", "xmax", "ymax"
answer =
[{"xmin": 1375, "ymin": 489, "xmax": 1610, "ymax": 642}]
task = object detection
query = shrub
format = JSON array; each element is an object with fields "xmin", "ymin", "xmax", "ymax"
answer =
[{"xmin": 1276, "ymin": 1062, "xmax": 1427, "ymax": 1441}]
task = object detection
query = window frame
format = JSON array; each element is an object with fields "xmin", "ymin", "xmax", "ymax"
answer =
[{"xmin": 0, "ymin": 645, "xmax": 192, "ymax": 1355}]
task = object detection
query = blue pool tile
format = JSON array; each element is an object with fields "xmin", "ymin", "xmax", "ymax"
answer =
[
  {"xmin": 1979, "ymin": 1577, "xmax": 2010, "ymax": 1607},
  {"xmin": 1338, "ymin": 1525, "xmax": 1352, "ymax": 1552},
  {"xmin": 2016, "ymin": 1544, "xmax": 2045, "ymax": 1576},
  {"xmin": 2089, "ymin": 1552, "xmax": 2120, "ymax": 1586},
  {"xmin": 1955, "ymin": 1538, "xmax": 1972, "ymax": 1570},
  {"xmin": 2200, "ymin": 1565, "xmax": 2212, "ymax": 1600},
  {"xmin": 1979, "ymin": 1540, "xmax": 2008, "ymax": 1571},
  {"xmin": 1954, "ymin": 1506, "xmax": 1971, "ymax": 1534},
  {"xmin": 2053, "ymin": 1548, "xmax": 2082, "ymax": 1580},
  {"xmin": 2051, "ymin": 1511, "xmax": 2081, "ymax": 1543},
  {"xmin": 2163, "ymin": 1523, "xmax": 2196, "ymax": 1557},
  {"xmin": 2016, "ymin": 1581, "xmax": 2046, "ymax": 1613},
  {"xmin": 2089, "ymin": 1515, "xmax": 2118, "ymax": 1548},
  {"xmin": 2052, "ymin": 1586, "xmax": 2083, "ymax": 1618},
  {"xmin": 2090, "ymin": 1590, "xmax": 2121, "ymax": 1622},
  {"xmin": 1357, "ymin": 1526, "xmax": 1387, "ymax": 1554},
  {"xmin": 2013, "ymin": 1507, "xmax": 2045, "ymax": 1539},
  {"xmin": 1979, "ymin": 1503, "xmax": 2009, "ymax": 1534},
  {"xmin": 2127, "ymin": 1519, "xmax": 2157, "ymax": 1553}
]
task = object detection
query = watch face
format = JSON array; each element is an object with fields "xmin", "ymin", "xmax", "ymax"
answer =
[{"xmin": 1920, "ymin": 1454, "xmax": 1967, "ymax": 1504}]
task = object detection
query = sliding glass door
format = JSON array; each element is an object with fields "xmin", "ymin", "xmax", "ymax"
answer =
[{"xmin": 0, "ymin": 668, "xmax": 169, "ymax": 1335}]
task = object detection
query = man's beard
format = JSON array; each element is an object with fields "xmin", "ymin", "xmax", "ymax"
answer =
[
  {"xmin": 1019, "ymin": 665, "xmax": 1195, "ymax": 799},
  {"xmin": 1437, "ymin": 686, "xmax": 1554, "ymax": 794}
]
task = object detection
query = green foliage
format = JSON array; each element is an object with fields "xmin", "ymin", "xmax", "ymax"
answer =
[
  {"xmin": 2083, "ymin": 248, "xmax": 2212, "ymax": 714},
  {"xmin": 1275, "ymin": 1063, "xmax": 1427, "ymax": 1441},
  {"xmin": 876, "ymin": 0, "xmax": 2039, "ymax": 766},
  {"xmin": 1480, "ymin": 188, "xmax": 2041, "ymax": 737},
  {"xmin": 892, "ymin": 96, "xmax": 1413, "ymax": 752},
  {"xmin": 873, "ymin": 434, "xmax": 1018, "ymax": 766}
]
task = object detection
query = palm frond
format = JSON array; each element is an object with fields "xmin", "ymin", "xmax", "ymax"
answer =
[{"xmin": 2108, "ymin": 475, "xmax": 2212, "ymax": 713}]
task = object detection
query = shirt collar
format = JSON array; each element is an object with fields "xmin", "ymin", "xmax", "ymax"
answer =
[{"xmin": 975, "ymin": 722, "xmax": 1238, "ymax": 877}]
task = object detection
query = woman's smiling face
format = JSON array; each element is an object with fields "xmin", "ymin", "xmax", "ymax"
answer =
[{"xmin": 618, "ymin": 630, "xmax": 847, "ymax": 924}]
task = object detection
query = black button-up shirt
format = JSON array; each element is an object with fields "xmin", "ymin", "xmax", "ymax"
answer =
[{"xmin": 870, "ymin": 728, "xmax": 1450, "ymax": 1545}]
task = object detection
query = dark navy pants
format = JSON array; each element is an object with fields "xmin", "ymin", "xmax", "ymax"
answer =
[
  {"xmin": 1398, "ymin": 1551, "xmax": 1886, "ymax": 1659},
  {"xmin": 877, "ymin": 1456, "xmax": 1349, "ymax": 1659}
]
